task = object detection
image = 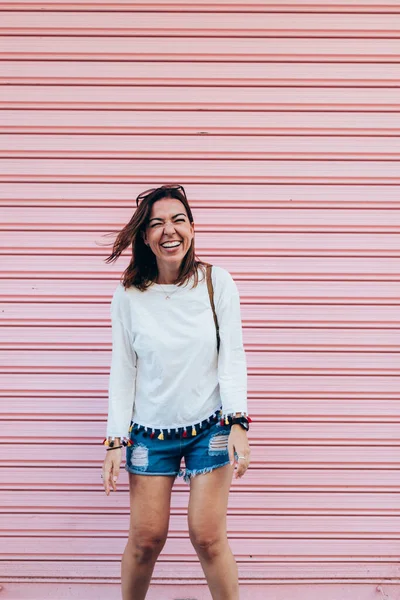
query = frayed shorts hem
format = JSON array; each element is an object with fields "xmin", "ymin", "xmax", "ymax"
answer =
[
  {"xmin": 182, "ymin": 459, "xmax": 232, "ymax": 483},
  {"xmin": 124, "ymin": 464, "xmax": 180, "ymax": 477},
  {"xmin": 124, "ymin": 461, "xmax": 232, "ymax": 483}
]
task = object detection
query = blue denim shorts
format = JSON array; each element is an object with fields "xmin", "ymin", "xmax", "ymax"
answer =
[{"xmin": 124, "ymin": 409, "xmax": 232, "ymax": 483}]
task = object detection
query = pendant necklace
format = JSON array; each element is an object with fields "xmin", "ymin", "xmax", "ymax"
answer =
[{"xmin": 157, "ymin": 283, "xmax": 180, "ymax": 300}]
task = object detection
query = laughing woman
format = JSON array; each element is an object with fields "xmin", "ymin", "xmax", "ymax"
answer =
[{"xmin": 101, "ymin": 184, "xmax": 251, "ymax": 600}]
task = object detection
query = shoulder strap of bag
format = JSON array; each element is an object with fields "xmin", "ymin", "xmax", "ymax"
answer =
[{"xmin": 206, "ymin": 264, "xmax": 220, "ymax": 353}]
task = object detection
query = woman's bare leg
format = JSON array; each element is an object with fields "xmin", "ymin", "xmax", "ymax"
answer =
[
  {"xmin": 187, "ymin": 463, "xmax": 238, "ymax": 600},
  {"xmin": 121, "ymin": 473, "xmax": 175, "ymax": 600}
]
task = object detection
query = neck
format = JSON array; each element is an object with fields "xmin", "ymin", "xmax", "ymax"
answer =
[{"xmin": 156, "ymin": 261, "xmax": 181, "ymax": 284}]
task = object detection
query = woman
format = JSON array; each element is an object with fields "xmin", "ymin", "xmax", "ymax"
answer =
[{"xmin": 101, "ymin": 184, "xmax": 251, "ymax": 600}]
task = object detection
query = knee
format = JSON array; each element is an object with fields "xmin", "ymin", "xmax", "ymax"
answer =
[
  {"xmin": 128, "ymin": 531, "xmax": 167, "ymax": 565},
  {"xmin": 189, "ymin": 527, "xmax": 226, "ymax": 560}
]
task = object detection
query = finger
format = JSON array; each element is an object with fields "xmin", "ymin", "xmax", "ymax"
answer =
[
  {"xmin": 103, "ymin": 466, "xmax": 110, "ymax": 495},
  {"xmin": 232, "ymin": 443, "xmax": 250, "ymax": 478},
  {"xmin": 235, "ymin": 461, "xmax": 244, "ymax": 478},
  {"xmin": 235, "ymin": 456, "xmax": 249, "ymax": 478},
  {"xmin": 113, "ymin": 462, "xmax": 120, "ymax": 481},
  {"xmin": 108, "ymin": 465, "xmax": 115, "ymax": 493},
  {"xmin": 235, "ymin": 462, "xmax": 247, "ymax": 478},
  {"xmin": 111, "ymin": 469, "xmax": 118, "ymax": 492}
]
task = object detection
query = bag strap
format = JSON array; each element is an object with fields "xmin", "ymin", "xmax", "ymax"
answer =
[{"xmin": 206, "ymin": 264, "xmax": 220, "ymax": 353}]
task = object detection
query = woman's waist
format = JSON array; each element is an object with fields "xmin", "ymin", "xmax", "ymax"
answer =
[
  {"xmin": 131, "ymin": 395, "xmax": 222, "ymax": 430},
  {"xmin": 128, "ymin": 405, "xmax": 226, "ymax": 440}
]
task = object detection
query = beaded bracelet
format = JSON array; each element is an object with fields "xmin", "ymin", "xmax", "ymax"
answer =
[{"xmin": 102, "ymin": 437, "xmax": 130, "ymax": 448}]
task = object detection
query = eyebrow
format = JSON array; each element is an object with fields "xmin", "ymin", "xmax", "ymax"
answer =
[{"xmin": 148, "ymin": 213, "xmax": 186, "ymax": 223}]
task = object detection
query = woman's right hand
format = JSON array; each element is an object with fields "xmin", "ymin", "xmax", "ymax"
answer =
[{"xmin": 102, "ymin": 448, "xmax": 122, "ymax": 495}]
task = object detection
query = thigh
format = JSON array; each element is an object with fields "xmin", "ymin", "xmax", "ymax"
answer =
[
  {"xmin": 125, "ymin": 425, "xmax": 182, "ymax": 477},
  {"xmin": 127, "ymin": 472, "xmax": 175, "ymax": 540},
  {"xmin": 187, "ymin": 463, "xmax": 234, "ymax": 539},
  {"xmin": 184, "ymin": 421, "xmax": 232, "ymax": 479}
]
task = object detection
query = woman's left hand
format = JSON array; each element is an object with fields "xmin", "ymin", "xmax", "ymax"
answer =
[{"xmin": 228, "ymin": 425, "xmax": 251, "ymax": 479}]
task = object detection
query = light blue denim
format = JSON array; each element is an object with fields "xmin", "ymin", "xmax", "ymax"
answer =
[{"xmin": 125, "ymin": 411, "xmax": 232, "ymax": 484}]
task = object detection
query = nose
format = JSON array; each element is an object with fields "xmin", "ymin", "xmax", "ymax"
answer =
[{"xmin": 163, "ymin": 221, "xmax": 176, "ymax": 235}]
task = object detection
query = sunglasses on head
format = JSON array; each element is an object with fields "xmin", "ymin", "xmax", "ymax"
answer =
[{"xmin": 136, "ymin": 184, "xmax": 187, "ymax": 207}]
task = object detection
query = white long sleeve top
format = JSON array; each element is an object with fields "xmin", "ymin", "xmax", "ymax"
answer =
[{"xmin": 106, "ymin": 265, "xmax": 248, "ymax": 440}]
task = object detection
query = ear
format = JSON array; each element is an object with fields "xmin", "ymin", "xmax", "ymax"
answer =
[{"xmin": 141, "ymin": 230, "xmax": 148, "ymax": 245}]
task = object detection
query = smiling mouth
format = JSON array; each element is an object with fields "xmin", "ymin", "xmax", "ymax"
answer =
[{"xmin": 160, "ymin": 241, "xmax": 182, "ymax": 248}]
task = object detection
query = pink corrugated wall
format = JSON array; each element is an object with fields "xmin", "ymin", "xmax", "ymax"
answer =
[{"xmin": 1, "ymin": 2, "xmax": 400, "ymax": 599}]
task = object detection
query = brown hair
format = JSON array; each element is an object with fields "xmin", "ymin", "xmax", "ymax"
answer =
[{"xmin": 103, "ymin": 185, "xmax": 208, "ymax": 291}]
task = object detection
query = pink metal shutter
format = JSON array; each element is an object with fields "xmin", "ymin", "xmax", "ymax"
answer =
[{"xmin": 1, "ymin": 2, "xmax": 399, "ymax": 599}]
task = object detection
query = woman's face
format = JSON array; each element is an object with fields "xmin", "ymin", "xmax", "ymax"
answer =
[{"xmin": 143, "ymin": 197, "xmax": 194, "ymax": 267}]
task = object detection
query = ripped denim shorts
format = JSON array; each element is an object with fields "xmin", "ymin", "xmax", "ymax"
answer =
[{"xmin": 124, "ymin": 409, "xmax": 233, "ymax": 484}]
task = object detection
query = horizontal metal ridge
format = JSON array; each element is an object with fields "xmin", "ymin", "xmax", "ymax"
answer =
[
  {"xmin": 2, "ymin": 279, "xmax": 400, "ymax": 297},
  {"xmin": 4, "ymin": 373, "xmax": 400, "ymax": 396},
  {"xmin": 4, "ymin": 521, "xmax": 400, "ymax": 541},
  {"xmin": 5, "ymin": 443, "xmax": 400, "ymax": 466},
  {"xmin": 5, "ymin": 419, "xmax": 400, "ymax": 440},
  {"xmin": 2, "ymin": 12, "xmax": 400, "ymax": 37},
  {"xmin": 1, "ymin": 60, "xmax": 400, "ymax": 85},
  {"xmin": 8, "ymin": 55, "xmax": 400, "ymax": 63},
  {"xmin": 3, "ymin": 465, "xmax": 400, "ymax": 491},
  {"xmin": 2, "ymin": 131, "xmax": 400, "ymax": 160},
  {"xmin": 2, "ymin": 536, "xmax": 400, "ymax": 560},
  {"xmin": 2, "ymin": 489, "xmax": 399, "ymax": 512},
  {"xmin": 4, "ymin": 205, "xmax": 400, "ymax": 226},
  {"xmin": 1, "ymin": 176, "xmax": 400, "ymax": 184},
  {"xmin": 2, "ymin": 302, "xmax": 400, "ymax": 327},
  {"xmin": 1, "ymin": 85, "xmax": 400, "ymax": 111},
  {"xmin": 1, "ymin": 352, "xmax": 399, "ymax": 375},
  {"xmin": 1, "ymin": 151, "xmax": 399, "ymax": 160},
  {"xmin": 3, "ymin": 513, "xmax": 400, "ymax": 535},
  {"xmin": 1, "ymin": 157, "xmax": 400, "ymax": 184},
  {"xmin": 3, "ymin": 128, "xmax": 400, "ymax": 138},
  {"xmin": 3, "ymin": 2, "xmax": 400, "ymax": 14},
  {"xmin": 2, "ymin": 562, "xmax": 400, "ymax": 586},
  {"xmin": 1, "ymin": 182, "xmax": 399, "ymax": 203},
  {"xmin": 4, "ymin": 397, "xmax": 400, "ymax": 415},
  {"xmin": 4, "ymin": 264, "xmax": 400, "ymax": 281},
  {"xmin": 4, "ymin": 199, "xmax": 400, "ymax": 208},
  {"xmin": 2, "ymin": 36, "xmax": 400, "ymax": 61}
]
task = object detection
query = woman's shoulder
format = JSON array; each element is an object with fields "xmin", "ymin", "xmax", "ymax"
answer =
[
  {"xmin": 112, "ymin": 280, "xmax": 142, "ymax": 299},
  {"xmin": 210, "ymin": 265, "xmax": 239, "ymax": 296},
  {"xmin": 111, "ymin": 280, "xmax": 127, "ymax": 303},
  {"xmin": 110, "ymin": 281, "xmax": 135, "ymax": 319}
]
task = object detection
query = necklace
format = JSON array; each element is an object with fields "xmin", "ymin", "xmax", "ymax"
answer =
[{"xmin": 157, "ymin": 283, "xmax": 180, "ymax": 300}]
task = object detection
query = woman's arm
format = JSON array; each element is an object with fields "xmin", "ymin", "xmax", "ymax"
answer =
[
  {"xmin": 214, "ymin": 267, "xmax": 248, "ymax": 419},
  {"xmin": 105, "ymin": 288, "xmax": 137, "ymax": 444}
]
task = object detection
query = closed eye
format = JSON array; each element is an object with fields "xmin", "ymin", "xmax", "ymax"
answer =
[{"xmin": 151, "ymin": 218, "xmax": 185, "ymax": 228}]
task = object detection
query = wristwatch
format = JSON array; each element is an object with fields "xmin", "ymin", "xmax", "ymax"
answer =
[{"xmin": 231, "ymin": 416, "xmax": 250, "ymax": 431}]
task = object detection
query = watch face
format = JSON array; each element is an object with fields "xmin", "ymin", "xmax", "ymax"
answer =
[{"xmin": 239, "ymin": 421, "xmax": 249, "ymax": 431}]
